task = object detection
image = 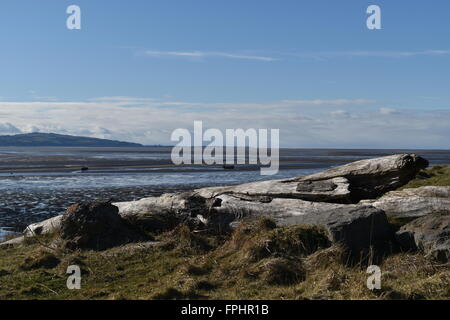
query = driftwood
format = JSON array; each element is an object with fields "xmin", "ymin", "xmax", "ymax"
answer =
[{"xmin": 361, "ymin": 186, "xmax": 450, "ymax": 219}]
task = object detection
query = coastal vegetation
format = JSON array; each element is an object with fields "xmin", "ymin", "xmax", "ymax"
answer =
[
  {"xmin": 400, "ymin": 165, "xmax": 450, "ymax": 189},
  {"xmin": 0, "ymin": 217, "xmax": 448, "ymax": 300}
]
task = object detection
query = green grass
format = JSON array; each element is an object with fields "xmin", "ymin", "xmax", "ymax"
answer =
[
  {"xmin": 400, "ymin": 165, "xmax": 450, "ymax": 189},
  {"xmin": 1, "ymin": 219, "xmax": 448, "ymax": 300}
]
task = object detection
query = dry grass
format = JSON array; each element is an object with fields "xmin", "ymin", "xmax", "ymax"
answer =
[{"xmin": 0, "ymin": 218, "xmax": 448, "ymax": 300}]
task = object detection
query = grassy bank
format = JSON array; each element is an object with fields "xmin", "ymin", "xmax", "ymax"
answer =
[
  {"xmin": 400, "ymin": 165, "xmax": 450, "ymax": 189},
  {"xmin": 0, "ymin": 165, "xmax": 449, "ymax": 300},
  {"xmin": 0, "ymin": 219, "xmax": 448, "ymax": 300}
]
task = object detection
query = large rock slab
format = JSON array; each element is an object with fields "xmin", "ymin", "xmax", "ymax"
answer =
[
  {"xmin": 396, "ymin": 212, "xmax": 450, "ymax": 262},
  {"xmin": 295, "ymin": 154, "xmax": 428, "ymax": 201},
  {"xmin": 60, "ymin": 201, "xmax": 146, "ymax": 250},
  {"xmin": 196, "ymin": 177, "xmax": 351, "ymax": 203},
  {"xmin": 361, "ymin": 186, "xmax": 450, "ymax": 219}
]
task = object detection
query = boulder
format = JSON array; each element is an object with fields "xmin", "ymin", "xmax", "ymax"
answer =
[
  {"xmin": 361, "ymin": 186, "xmax": 450, "ymax": 219},
  {"xmin": 60, "ymin": 201, "xmax": 146, "ymax": 250},
  {"xmin": 396, "ymin": 212, "xmax": 449, "ymax": 262},
  {"xmin": 295, "ymin": 154, "xmax": 428, "ymax": 201}
]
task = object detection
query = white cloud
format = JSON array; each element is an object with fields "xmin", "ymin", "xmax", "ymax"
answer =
[
  {"xmin": 330, "ymin": 110, "xmax": 350, "ymax": 117},
  {"xmin": 282, "ymin": 99, "xmax": 376, "ymax": 106},
  {"xmin": 0, "ymin": 122, "xmax": 22, "ymax": 135},
  {"xmin": 282, "ymin": 50, "xmax": 450, "ymax": 60},
  {"xmin": 88, "ymin": 96, "xmax": 159, "ymax": 103},
  {"xmin": 0, "ymin": 97, "xmax": 449, "ymax": 148},
  {"xmin": 143, "ymin": 50, "xmax": 279, "ymax": 62}
]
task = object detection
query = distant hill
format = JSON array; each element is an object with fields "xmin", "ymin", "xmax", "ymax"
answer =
[{"xmin": 0, "ymin": 133, "xmax": 143, "ymax": 147}]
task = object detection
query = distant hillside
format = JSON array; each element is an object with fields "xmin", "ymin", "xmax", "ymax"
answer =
[{"xmin": 0, "ymin": 133, "xmax": 143, "ymax": 147}]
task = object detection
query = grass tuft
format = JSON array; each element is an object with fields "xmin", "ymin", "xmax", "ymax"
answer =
[
  {"xmin": 19, "ymin": 250, "xmax": 61, "ymax": 271},
  {"xmin": 260, "ymin": 258, "xmax": 306, "ymax": 286}
]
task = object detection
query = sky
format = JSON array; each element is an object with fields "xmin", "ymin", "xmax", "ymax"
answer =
[{"xmin": 0, "ymin": 0, "xmax": 449, "ymax": 148}]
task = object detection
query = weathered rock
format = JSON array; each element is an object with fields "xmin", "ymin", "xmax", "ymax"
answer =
[
  {"xmin": 203, "ymin": 194, "xmax": 391, "ymax": 259},
  {"xmin": 196, "ymin": 177, "xmax": 351, "ymax": 203},
  {"xmin": 396, "ymin": 212, "xmax": 449, "ymax": 262},
  {"xmin": 295, "ymin": 154, "xmax": 428, "ymax": 201},
  {"xmin": 60, "ymin": 201, "xmax": 146, "ymax": 250},
  {"xmin": 361, "ymin": 186, "xmax": 450, "ymax": 219}
]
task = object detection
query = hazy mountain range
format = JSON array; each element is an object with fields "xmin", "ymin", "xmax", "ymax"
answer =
[{"xmin": 0, "ymin": 133, "xmax": 143, "ymax": 147}]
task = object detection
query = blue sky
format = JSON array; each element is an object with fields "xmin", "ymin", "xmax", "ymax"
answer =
[{"xmin": 0, "ymin": 0, "xmax": 449, "ymax": 148}]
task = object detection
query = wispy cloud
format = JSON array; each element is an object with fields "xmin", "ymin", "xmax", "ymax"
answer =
[
  {"xmin": 280, "ymin": 99, "xmax": 377, "ymax": 106},
  {"xmin": 140, "ymin": 49, "xmax": 449, "ymax": 63},
  {"xmin": 330, "ymin": 50, "xmax": 450, "ymax": 58},
  {"xmin": 379, "ymin": 107, "xmax": 399, "ymax": 115},
  {"xmin": 143, "ymin": 50, "xmax": 279, "ymax": 62},
  {"xmin": 284, "ymin": 50, "xmax": 450, "ymax": 60},
  {"xmin": 330, "ymin": 110, "xmax": 350, "ymax": 118},
  {"xmin": 88, "ymin": 96, "xmax": 159, "ymax": 103}
]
